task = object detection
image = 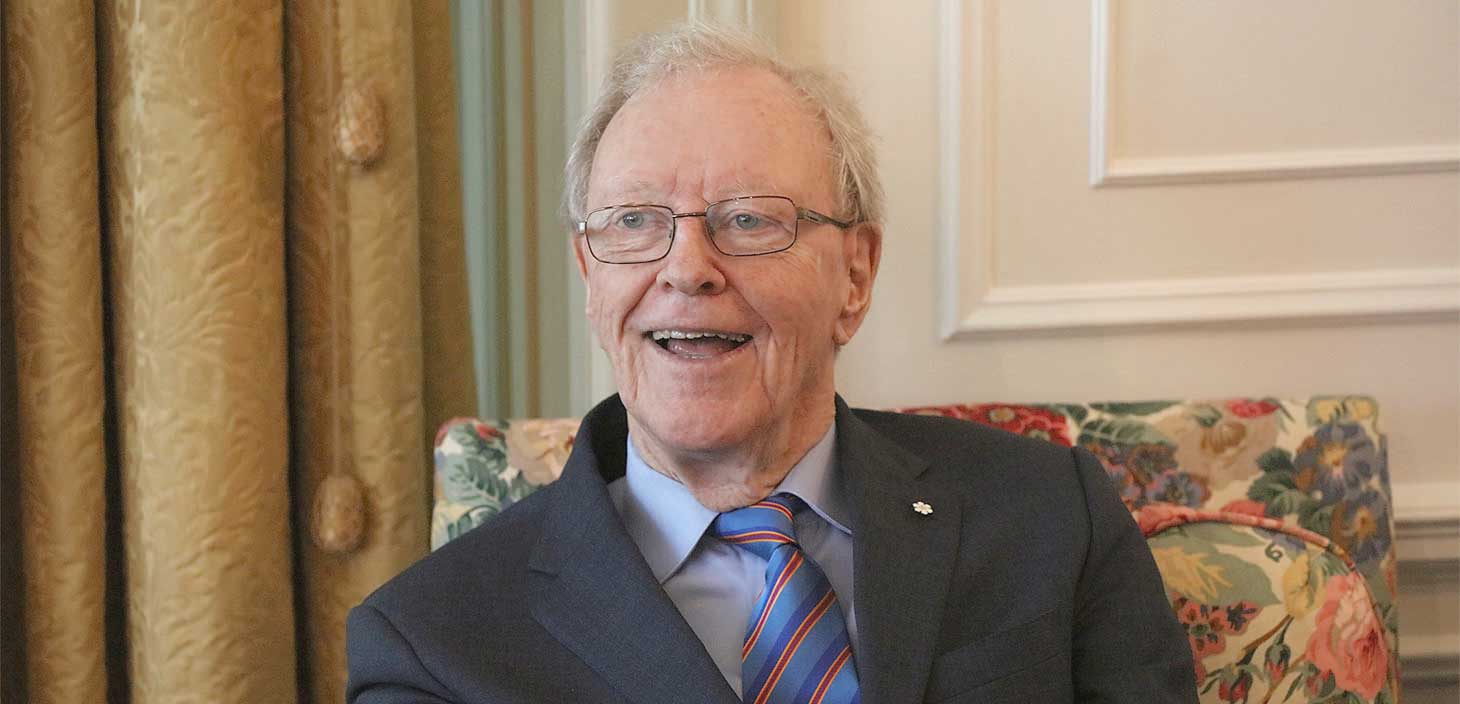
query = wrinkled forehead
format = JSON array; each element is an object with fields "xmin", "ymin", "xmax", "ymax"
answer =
[{"xmin": 587, "ymin": 67, "xmax": 839, "ymax": 209}]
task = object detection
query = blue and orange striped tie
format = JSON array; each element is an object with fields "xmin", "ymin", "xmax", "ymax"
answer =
[{"xmin": 710, "ymin": 494, "xmax": 860, "ymax": 704}]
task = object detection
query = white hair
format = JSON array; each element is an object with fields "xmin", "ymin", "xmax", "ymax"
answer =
[{"xmin": 563, "ymin": 22, "xmax": 884, "ymax": 227}]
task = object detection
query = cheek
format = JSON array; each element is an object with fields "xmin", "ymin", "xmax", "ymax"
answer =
[
  {"xmin": 752, "ymin": 254, "xmax": 846, "ymax": 347},
  {"xmin": 584, "ymin": 271, "xmax": 644, "ymax": 341}
]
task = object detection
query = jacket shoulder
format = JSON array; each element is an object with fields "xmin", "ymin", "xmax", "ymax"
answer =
[{"xmin": 360, "ymin": 482, "xmax": 556, "ymax": 614}]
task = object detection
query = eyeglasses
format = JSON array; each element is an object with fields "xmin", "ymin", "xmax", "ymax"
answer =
[{"xmin": 576, "ymin": 195, "xmax": 853, "ymax": 264}]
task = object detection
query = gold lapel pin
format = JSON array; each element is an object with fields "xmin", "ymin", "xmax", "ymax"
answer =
[{"xmin": 912, "ymin": 501, "xmax": 933, "ymax": 516}]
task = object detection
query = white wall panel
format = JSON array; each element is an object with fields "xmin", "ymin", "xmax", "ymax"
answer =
[
  {"xmin": 936, "ymin": 0, "xmax": 1460, "ymax": 337},
  {"xmin": 1104, "ymin": 1, "xmax": 1459, "ymax": 160}
]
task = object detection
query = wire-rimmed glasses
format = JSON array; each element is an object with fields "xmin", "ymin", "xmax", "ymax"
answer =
[{"xmin": 576, "ymin": 195, "xmax": 853, "ymax": 264}]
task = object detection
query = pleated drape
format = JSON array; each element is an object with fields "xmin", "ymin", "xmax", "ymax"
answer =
[
  {"xmin": 2, "ymin": 2, "xmax": 472, "ymax": 701},
  {"xmin": 98, "ymin": 0, "xmax": 300, "ymax": 700},
  {"xmin": 4, "ymin": 2, "xmax": 110, "ymax": 702},
  {"xmin": 414, "ymin": 0, "xmax": 479, "ymax": 469},
  {"xmin": 287, "ymin": 2, "xmax": 470, "ymax": 702}
]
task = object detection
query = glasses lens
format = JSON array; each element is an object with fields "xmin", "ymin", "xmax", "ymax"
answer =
[
  {"xmin": 585, "ymin": 205, "xmax": 674, "ymax": 263},
  {"xmin": 705, "ymin": 197, "xmax": 797, "ymax": 256}
]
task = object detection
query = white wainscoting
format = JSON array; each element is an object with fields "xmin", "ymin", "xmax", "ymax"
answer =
[
  {"xmin": 936, "ymin": 0, "xmax": 1460, "ymax": 340},
  {"xmin": 1394, "ymin": 478, "xmax": 1460, "ymax": 687},
  {"xmin": 1086, "ymin": 0, "xmax": 1460, "ymax": 188}
]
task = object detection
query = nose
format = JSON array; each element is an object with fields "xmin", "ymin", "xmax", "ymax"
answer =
[{"xmin": 656, "ymin": 217, "xmax": 727, "ymax": 295}]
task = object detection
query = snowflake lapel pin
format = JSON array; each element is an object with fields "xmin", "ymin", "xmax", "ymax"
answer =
[{"xmin": 912, "ymin": 500, "xmax": 933, "ymax": 516}]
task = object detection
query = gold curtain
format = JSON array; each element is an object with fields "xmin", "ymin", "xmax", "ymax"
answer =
[{"xmin": 1, "ymin": 1, "xmax": 475, "ymax": 702}]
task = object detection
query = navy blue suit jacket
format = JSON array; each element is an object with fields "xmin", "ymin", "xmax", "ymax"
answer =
[{"xmin": 347, "ymin": 395, "xmax": 1196, "ymax": 703}]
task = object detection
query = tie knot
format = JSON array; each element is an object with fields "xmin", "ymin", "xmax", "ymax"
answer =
[{"xmin": 709, "ymin": 493, "xmax": 806, "ymax": 560}]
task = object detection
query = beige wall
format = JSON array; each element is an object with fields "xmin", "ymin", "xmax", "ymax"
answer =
[{"xmin": 570, "ymin": 0, "xmax": 1460, "ymax": 694}]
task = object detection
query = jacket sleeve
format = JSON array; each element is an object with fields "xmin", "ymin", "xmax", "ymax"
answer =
[
  {"xmin": 1069, "ymin": 445, "xmax": 1198, "ymax": 703},
  {"xmin": 346, "ymin": 603, "xmax": 459, "ymax": 704}
]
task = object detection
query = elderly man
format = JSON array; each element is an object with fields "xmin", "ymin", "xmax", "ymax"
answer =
[{"xmin": 347, "ymin": 24, "xmax": 1195, "ymax": 704}]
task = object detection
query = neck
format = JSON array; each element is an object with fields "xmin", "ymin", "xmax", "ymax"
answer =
[{"xmin": 627, "ymin": 399, "xmax": 836, "ymax": 512}]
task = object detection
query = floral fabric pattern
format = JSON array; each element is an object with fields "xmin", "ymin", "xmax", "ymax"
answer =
[
  {"xmin": 431, "ymin": 416, "xmax": 580, "ymax": 548},
  {"xmin": 431, "ymin": 396, "xmax": 1398, "ymax": 702},
  {"xmin": 898, "ymin": 403, "xmax": 1075, "ymax": 446},
  {"xmin": 1136, "ymin": 505, "xmax": 1395, "ymax": 703}
]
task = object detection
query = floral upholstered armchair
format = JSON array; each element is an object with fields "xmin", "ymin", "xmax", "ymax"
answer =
[{"xmin": 432, "ymin": 396, "xmax": 1399, "ymax": 703}]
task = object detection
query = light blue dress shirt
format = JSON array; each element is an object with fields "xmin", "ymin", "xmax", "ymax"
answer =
[{"xmin": 607, "ymin": 423, "xmax": 857, "ymax": 697}]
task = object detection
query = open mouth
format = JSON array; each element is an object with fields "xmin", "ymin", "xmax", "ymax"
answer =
[{"xmin": 648, "ymin": 329, "xmax": 752, "ymax": 358}]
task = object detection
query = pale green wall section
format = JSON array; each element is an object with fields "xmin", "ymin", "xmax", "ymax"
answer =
[
  {"xmin": 454, "ymin": 0, "xmax": 574, "ymax": 419},
  {"xmin": 531, "ymin": 0, "xmax": 575, "ymax": 419}
]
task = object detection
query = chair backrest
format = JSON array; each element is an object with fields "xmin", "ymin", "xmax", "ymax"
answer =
[{"xmin": 431, "ymin": 396, "xmax": 1398, "ymax": 702}]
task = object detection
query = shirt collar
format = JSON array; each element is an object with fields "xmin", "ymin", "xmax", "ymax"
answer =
[{"xmin": 619, "ymin": 422, "xmax": 848, "ymax": 584}]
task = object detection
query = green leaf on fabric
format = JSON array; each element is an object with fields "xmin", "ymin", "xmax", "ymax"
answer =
[
  {"xmin": 1048, "ymin": 403, "xmax": 1089, "ymax": 425},
  {"xmin": 1246, "ymin": 471, "xmax": 1311, "ymax": 517},
  {"xmin": 505, "ymin": 470, "xmax": 546, "ymax": 503},
  {"xmin": 1201, "ymin": 551, "xmax": 1281, "ymax": 605},
  {"xmin": 1300, "ymin": 504, "xmax": 1336, "ymax": 536},
  {"xmin": 1256, "ymin": 447, "xmax": 1295, "ymax": 473},
  {"xmin": 445, "ymin": 509, "xmax": 494, "ymax": 542},
  {"xmin": 1248, "ymin": 471, "xmax": 1296, "ymax": 499},
  {"xmin": 440, "ymin": 453, "xmax": 508, "ymax": 507},
  {"xmin": 1283, "ymin": 672, "xmax": 1307, "ymax": 701},
  {"xmin": 1356, "ymin": 561, "xmax": 1396, "ymax": 605},
  {"xmin": 1190, "ymin": 404, "xmax": 1224, "ymax": 428},
  {"xmin": 1147, "ymin": 537, "xmax": 1281, "ymax": 606},
  {"xmin": 1076, "ymin": 417, "xmax": 1173, "ymax": 447},
  {"xmin": 1268, "ymin": 490, "xmax": 1309, "ymax": 518},
  {"xmin": 1088, "ymin": 401, "xmax": 1176, "ymax": 417},
  {"xmin": 1181, "ymin": 522, "xmax": 1267, "ymax": 548}
]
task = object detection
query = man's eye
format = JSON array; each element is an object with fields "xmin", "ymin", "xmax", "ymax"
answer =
[
  {"xmin": 731, "ymin": 213, "xmax": 763, "ymax": 230},
  {"xmin": 618, "ymin": 212, "xmax": 645, "ymax": 229}
]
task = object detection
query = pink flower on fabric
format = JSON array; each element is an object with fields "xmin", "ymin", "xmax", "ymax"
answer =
[
  {"xmin": 1306, "ymin": 572, "xmax": 1389, "ymax": 698},
  {"xmin": 1225, "ymin": 398, "xmax": 1281, "ymax": 418},
  {"xmin": 900, "ymin": 404, "xmax": 1074, "ymax": 446},
  {"xmin": 472, "ymin": 420, "xmax": 504, "ymax": 442}
]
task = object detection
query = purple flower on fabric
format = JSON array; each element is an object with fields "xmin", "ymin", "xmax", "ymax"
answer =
[
  {"xmin": 1146, "ymin": 470, "xmax": 1210, "ymax": 508},
  {"xmin": 1331, "ymin": 488, "xmax": 1392, "ymax": 564},
  {"xmin": 1124, "ymin": 443, "xmax": 1179, "ymax": 485},
  {"xmin": 1294, "ymin": 423, "xmax": 1377, "ymax": 502},
  {"xmin": 1084, "ymin": 442, "xmax": 1139, "ymax": 504}
]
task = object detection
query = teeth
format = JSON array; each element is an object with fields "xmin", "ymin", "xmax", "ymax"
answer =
[{"xmin": 651, "ymin": 329, "xmax": 750, "ymax": 343}]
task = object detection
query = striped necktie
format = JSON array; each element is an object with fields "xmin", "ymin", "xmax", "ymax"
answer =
[{"xmin": 710, "ymin": 494, "xmax": 860, "ymax": 704}]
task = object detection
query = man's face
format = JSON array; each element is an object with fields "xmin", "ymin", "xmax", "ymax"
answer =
[{"xmin": 576, "ymin": 66, "xmax": 879, "ymax": 459}]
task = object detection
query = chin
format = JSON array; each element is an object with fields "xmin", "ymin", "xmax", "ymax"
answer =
[{"xmin": 626, "ymin": 393, "xmax": 767, "ymax": 456}]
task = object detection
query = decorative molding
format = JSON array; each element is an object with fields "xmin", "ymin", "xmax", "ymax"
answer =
[
  {"xmin": 937, "ymin": 0, "xmax": 997, "ymax": 339},
  {"xmin": 1399, "ymin": 645, "xmax": 1459, "ymax": 689},
  {"xmin": 944, "ymin": 268, "xmax": 1460, "ymax": 338},
  {"xmin": 1394, "ymin": 480, "xmax": 1460, "ymax": 565},
  {"xmin": 1394, "ymin": 481, "xmax": 1460, "ymax": 528},
  {"xmin": 1393, "ymin": 479, "xmax": 1458, "ymax": 686},
  {"xmin": 937, "ymin": 0, "xmax": 1460, "ymax": 338},
  {"xmin": 1087, "ymin": 0, "xmax": 1460, "ymax": 187},
  {"xmin": 1094, "ymin": 147, "xmax": 1460, "ymax": 187}
]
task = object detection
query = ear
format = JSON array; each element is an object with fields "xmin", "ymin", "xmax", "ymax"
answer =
[
  {"xmin": 572, "ymin": 233, "xmax": 593, "ymax": 301},
  {"xmin": 832, "ymin": 222, "xmax": 882, "ymax": 346}
]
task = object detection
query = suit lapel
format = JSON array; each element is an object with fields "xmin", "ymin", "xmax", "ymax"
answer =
[
  {"xmin": 527, "ymin": 397, "xmax": 737, "ymax": 704},
  {"xmin": 837, "ymin": 398, "xmax": 962, "ymax": 704}
]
